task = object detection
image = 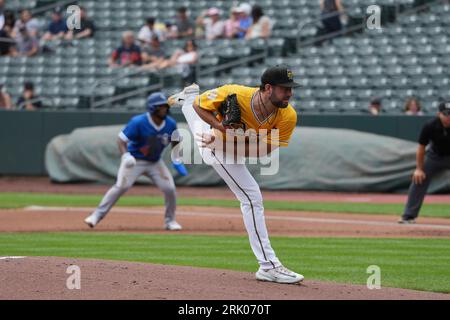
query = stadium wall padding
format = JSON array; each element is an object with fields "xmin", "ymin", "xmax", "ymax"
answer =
[{"xmin": 0, "ymin": 110, "xmax": 434, "ymax": 176}]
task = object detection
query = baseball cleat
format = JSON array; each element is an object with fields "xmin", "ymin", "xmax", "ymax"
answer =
[
  {"xmin": 255, "ymin": 265, "xmax": 304, "ymax": 284},
  {"xmin": 84, "ymin": 213, "xmax": 100, "ymax": 228},
  {"xmin": 168, "ymin": 83, "xmax": 200, "ymax": 108},
  {"xmin": 165, "ymin": 220, "xmax": 183, "ymax": 231},
  {"xmin": 398, "ymin": 218, "xmax": 416, "ymax": 224}
]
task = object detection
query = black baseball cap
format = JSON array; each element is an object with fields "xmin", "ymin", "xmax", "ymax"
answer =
[
  {"xmin": 370, "ymin": 97, "xmax": 382, "ymax": 105},
  {"xmin": 439, "ymin": 101, "xmax": 450, "ymax": 114},
  {"xmin": 261, "ymin": 65, "xmax": 301, "ymax": 88}
]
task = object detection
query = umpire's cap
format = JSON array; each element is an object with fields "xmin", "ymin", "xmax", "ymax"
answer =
[
  {"xmin": 439, "ymin": 101, "xmax": 450, "ymax": 114},
  {"xmin": 146, "ymin": 92, "xmax": 169, "ymax": 114},
  {"xmin": 261, "ymin": 65, "xmax": 301, "ymax": 88}
]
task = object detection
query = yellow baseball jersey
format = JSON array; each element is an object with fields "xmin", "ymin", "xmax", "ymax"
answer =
[{"xmin": 195, "ymin": 84, "xmax": 297, "ymax": 147}]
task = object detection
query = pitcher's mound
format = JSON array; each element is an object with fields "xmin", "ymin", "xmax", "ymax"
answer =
[{"xmin": 0, "ymin": 256, "xmax": 448, "ymax": 300}]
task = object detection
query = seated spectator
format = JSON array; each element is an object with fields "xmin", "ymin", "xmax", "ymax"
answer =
[
  {"xmin": 0, "ymin": 83, "xmax": 12, "ymax": 109},
  {"xmin": 42, "ymin": 8, "xmax": 68, "ymax": 41},
  {"xmin": 13, "ymin": 25, "xmax": 39, "ymax": 57},
  {"xmin": 245, "ymin": 5, "xmax": 272, "ymax": 39},
  {"xmin": 17, "ymin": 82, "xmax": 43, "ymax": 110},
  {"xmin": 0, "ymin": 0, "xmax": 5, "ymax": 30},
  {"xmin": 320, "ymin": 0, "xmax": 345, "ymax": 35},
  {"xmin": 224, "ymin": 7, "xmax": 241, "ymax": 39},
  {"xmin": 109, "ymin": 31, "xmax": 142, "ymax": 68},
  {"xmin": 137, "ymin": 17, "xmax": 162, "ymax": 46},
  {"xmin": 0, "ymin": 26, "xmax": 15, "ymax": 56},
  {"xmin": 3, "ymin": 9, "xmax": 16, "ymax": 31},
  {"xmin": 141, "ymin": 35, "xmax": 165, "ymax": 64},
  {"xmin": 174, "ymin": 6, "xmax": 194, "ymax": 39},
  {"xmin": 235, "ymin": 3, "xmax": 252, "ymax": 39},
  {"xmin": 404, "ymin": 97, "xmax": 424, "ymax": 116},
  {"xmin": 65, "ymin": 6, "xmax": 95, "ymax": 40},
  {"xmin": 196, "ymin": 7, "xmax": 225, "ymax": 40},
  {"xmin": 368, "ymin": 97, "xmax": 382, "ymax": 115},
  {"xmin": 12, "ymin": 9, "xmax": 39, "ymax": 38},
  {"xmin": 142, "ymin": 39, "xmax": 198, "ymax": 82},
  {"xmin": 162, "ymin": 21, "xmax": 178, "ymax": 40}
]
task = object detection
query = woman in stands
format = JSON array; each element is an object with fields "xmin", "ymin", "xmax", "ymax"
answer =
[
  {"xmin": 245, "ymin": 5, "xmax": 272, "ymax": 39},
  {"xmin": 404, "ymin": 97, "xmax": 424, "ymax": 116},
  {"xmin": 141, "ymin": 39, "xmax": 198, "ymax": 72}
]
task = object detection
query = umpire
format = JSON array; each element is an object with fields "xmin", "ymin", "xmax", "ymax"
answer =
[{"xmin": 400, "ymin": 101, "xmax": 450, "ymax": 223}]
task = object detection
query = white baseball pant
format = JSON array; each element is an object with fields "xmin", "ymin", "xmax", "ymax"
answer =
[
  {"xmin": 181, "ymin": 92, "xmax": 281, "ymax": 270},
  {"xmin": 93, "ymin": 158, "xmax": 177, "ymax": 224}
]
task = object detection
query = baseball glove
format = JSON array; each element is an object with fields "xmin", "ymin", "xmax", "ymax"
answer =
[{"xmin": 219, "ymin": 94, "xmax": 242, "ymax": 129}]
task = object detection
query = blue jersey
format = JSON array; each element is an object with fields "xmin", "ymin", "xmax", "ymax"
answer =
[{"xmin": 119, "ymin": 113, "xmax": 177, "ymax": 162}]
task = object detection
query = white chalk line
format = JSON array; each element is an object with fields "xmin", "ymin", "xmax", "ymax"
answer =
[
  {"xmin": 0, "ymin": 256, "xmax": 26, "ymax": 260},
  {"xmin": 23, "ymin": 206, "xmax": 450, "ymax": 231}
]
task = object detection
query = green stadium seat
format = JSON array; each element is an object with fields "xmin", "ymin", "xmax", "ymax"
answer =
[
  {"xmin": 425, "ymin": 65, "xmax": 444, "ymax": 76},
  {"xmin": 126, "ymin": 98, "xmax": 146, "ymax": 110},
  {"xmin": 298, "ymin": 99, "xmax": 319, "ymax": 113},
  {"xmin": 410, "ymin": 76, "xmax": 432, "ymax": 88},
  {"xmin": 370, "ymin": 77, "xmax": 390, "ymax": 89},
  {"xmin": 339, "ymin": 99, "xmax": 360, "ymax": 113},
  {"xmin": 390, "ymin": 76, "xmax": 410, "ymax": 89}
]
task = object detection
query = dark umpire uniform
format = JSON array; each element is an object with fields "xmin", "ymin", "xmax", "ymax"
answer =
[{"xmin": 400, "ymin": 101, "xmax": 450, "ymax": 223}]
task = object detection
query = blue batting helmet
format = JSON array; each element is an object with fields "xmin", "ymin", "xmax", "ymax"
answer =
[{"xmin": 146, "ymin": 92, "xmax": 169, "ymax": 114}]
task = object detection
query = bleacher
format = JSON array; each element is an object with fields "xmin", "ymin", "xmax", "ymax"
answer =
[{"xmin": 0, "ymin": 0, "xmax": 448, "ymax": 114}]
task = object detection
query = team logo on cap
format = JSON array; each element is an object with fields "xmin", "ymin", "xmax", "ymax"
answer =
[{"xmin": 287, "ymin": 70, "xmax": 294, "ymax": 80}]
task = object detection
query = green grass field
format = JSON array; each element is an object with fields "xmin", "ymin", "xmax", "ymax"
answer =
[
  {"xmin": 0, "ymin": 233, "xmax": 449, "ymax": 293},
  {"xmin": 1, "ymin": 192, "xmax": 450, "ymax": 218},
  {"xmin": 1, "ymin": 192, "xmax": 450, "ymax": 294}
]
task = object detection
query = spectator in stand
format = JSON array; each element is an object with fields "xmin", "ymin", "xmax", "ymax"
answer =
[
  {"xmin": 109, "ymin": 31, "xmax": 142, "ymax": 68},
  {"xmin": 0, "ymin": 27, "xmax": 14, "ymax": 56},
  {"xmin": 141, "ymin": 35, "xmax": 165, "ymax": 65},
  {"xmin": 142, "ymin": 39, "xmax": 198, "ymax": 79},
  {"xmin": 65, "ymin": 6, "xmax": 95, "ymax": 40},
  {"xmin": 404, "ymin": 97, "xmax": 424, "ymax": 116},
  {"xmin": 2, "ymin": 10, "xmax": 15, "ymax": 31},
  {"xmin": 137, "ymin": 17, "xmax": 162, "ymax": 47},
  {"xmin": 13, "ymin": 25, "xmax": 39, "ymax": 57},
  {"xmin": 245, "ymin": 5, "xmax": 272, "ymax": 39},
  {"xmin": 42, "ymin": 8, "xmax": 68, "ymax": 41},
  {"xmin": 320, "ymin": 0, "xmax": 345, "ymax": 35},
  {"xmin": 0, "ymin": 0, "xmax": 5, "ymax": 30},
  {"xmin": 368, "ymin": 97, "xmax": 382, "ymax": 115},
  {"xmin": 0, "ymin": 83, "xmax": 13, "ymax": 109},
  {"xmin": 224, "ymin": 7, "xmax": 241, "ymax": 39},
  {"xmin": 174, "ymin": 6, "xmax": 194, "ymax": 39},
  {"xmin": 1, "ymin": 11, "xmax": 16, "ymax": 56},
  {"xmin": 196, "ymin": 7, "xmax": 224, "ymax": 40},
  {"xmin": 163, "ymin": 21, "xmax": 178, "ymax": 40},
  {"xmin": 235, "ymin": 3, "xmax": 252, "ymax": 39},
  {"xmin": 1, "ymin": 9, "xmax": 17, "ymax": 56},
  {"xmin": 17, "ymin": 82, "xmax": 43, "ymax": 110},
  {"xmin": 12, "ymin": 9, "xmax": 39, "ymax": 38}
]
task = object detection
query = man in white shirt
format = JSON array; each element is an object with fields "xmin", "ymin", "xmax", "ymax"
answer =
[{"xmin": 138, "ymin": 17, "xmax": 162, "ymax": 46}]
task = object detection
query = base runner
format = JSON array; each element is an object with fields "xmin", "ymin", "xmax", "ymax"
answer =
[{"xmin": 84, "ymin": 92, "xmax": 187, "ymax": 230}]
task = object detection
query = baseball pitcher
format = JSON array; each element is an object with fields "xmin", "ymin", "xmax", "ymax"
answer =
[
  {"xmin": 84, "ymin": 92, "xmax": 187, "ymax": 231},
  {"xmin": 169, "ymin": 65, "xmax": 304, "ymax": 284}
]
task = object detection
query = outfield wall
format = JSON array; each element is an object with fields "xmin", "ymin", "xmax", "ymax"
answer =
[{"xmin": 0, "ymin": 110, "xmax": 432, "ymax": 175}]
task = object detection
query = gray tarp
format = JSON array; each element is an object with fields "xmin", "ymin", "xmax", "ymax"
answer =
[{"xmin": 45, "ymin": 124, "xmax": 450, "ymax": 193}]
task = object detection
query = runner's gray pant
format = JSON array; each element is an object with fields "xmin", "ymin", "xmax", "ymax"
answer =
[
  {"xmin": 94, "ymin": 158, "xmax": 176, "ymax": 224},
  {"xmin": 403, "ymin": 150, "xmax": 450, "ymax": 220}
]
